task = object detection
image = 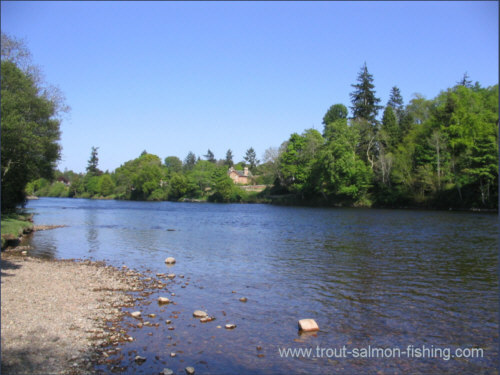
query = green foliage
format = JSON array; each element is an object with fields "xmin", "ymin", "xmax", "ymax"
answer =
[
  {"xmin": 47, "ymin": 181, "xmax": 69, "ymax": 197},
  {"xmin": 209, "ymin": 175, "xmax": 245, "ymax": 203},
  {"xmin": 98, "ymin": 174, "xmax": 115, "ymax": 196},
  {"xmin": 168, "ymin": 173, "xmax": 188, "ymax": 200},
  {"xmin": 322, "ymin": 103, "xmax": 348, "ymax": 127},
  {"xmin": 1, "ymin": 60, "xmax": 62, "ymax": 210},
  {"xmin": 165, "ymin": 156, "xmax": 182, "ymax": 174}
]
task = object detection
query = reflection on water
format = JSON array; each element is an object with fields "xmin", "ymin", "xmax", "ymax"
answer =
[{"xmin": 25, "ymin": 198, "xmax": 498, "ymax": 374}]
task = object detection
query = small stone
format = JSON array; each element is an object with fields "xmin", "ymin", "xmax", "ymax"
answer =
[
  {"xmin": 165, "ymin": 257, "xmax": 176, "ymax": 264},
  {"xmin": 160, "ymin": 368, "xmax": 174, "ymax": 375},
  {"xmin": 239, "ymin": 297, "xmax": 248, "ymax": 302},
  {"xmin": 171, "ymin": 293, "xmax": 176, "ymax": 296},
  {"xmin": 200, "ymin": 316, "xmax": 214, "ymax": 323},
  {"xmin": 179, "ymin": 275, "xmax": 185, "ymax": 278},
  {"xmin": 134, "ymin": 355, "xmax": 146, "ymax": 364},
  {"xmin": 168, "ymin": 326, "xmax": 175, "ymax": 330},
  {"xmin": 193, "ymin": 310, "xmax": 207, "ymax": 318},
  {"xmin": 128, "ymin": 336, "xmax": 134, "ymax": 342},
  {"xmin": 170, "ymin": 352, "xmax": 177, "ymax": 357},
  {"xmin": 225, "ymin": 324, "xmax": 236, "ymax": 329},
  {"xmin": 216, "ymin": 325, "xmax": 222, "ymax": 329},
  {"xmin": 298, "ymin": 319, "xmax": 319, "ymax": 332},
  {"xmin": 256, "ymin": 346, "xmax": 262, "ymax": 351},
  {"xmin": 148, "ymin": 313, "xmax": 156, "ymax": 318},
  {"xmin": 158, "ymin": 297, "xmax": 170, "ymax": 304},
  {"xmin": 165, "ymin": 320, "xmax": 172, "ymax": 324},
  {"xmin": 167, "ymin": 273, "xmax": 176, "ymax": 279},
  {"xmin": 21, "ymin": 251, "xmax": 28, "ymax": 255},
  {"xmin": 185, "ymin": 366, "xmax": 195, "ymax": 375},
  {"xmin": 131, "ymin": 311, "xmax": 141, "ymax": 319}
]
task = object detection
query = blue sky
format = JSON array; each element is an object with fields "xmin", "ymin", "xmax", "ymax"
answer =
[{"xmin": 1, "ymin": 1, "xmax": 498, "ymax": 173}]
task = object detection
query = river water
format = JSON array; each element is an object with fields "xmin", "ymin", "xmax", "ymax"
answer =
[{"xmin": 25, "ymin": 198, "xmax": 498, "ymax": 374}]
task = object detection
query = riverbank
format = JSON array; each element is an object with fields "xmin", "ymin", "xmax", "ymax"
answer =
[
  {"xmin": 1, "ymin": 213, "xmax": 34, "ymax": 249},
  {"xmin": 1, "ymin": 253, "xmax": 148, "ymax": 374}
]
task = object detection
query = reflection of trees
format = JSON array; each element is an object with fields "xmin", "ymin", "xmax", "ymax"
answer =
[{"xmin": 85, "ymin": 209, "xmax": 99, "ymax": 253}]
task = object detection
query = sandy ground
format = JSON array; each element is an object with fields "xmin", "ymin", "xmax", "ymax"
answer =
[{"xmin": 1, "ymin": 253, "xmax": 144, "ymax": 375}]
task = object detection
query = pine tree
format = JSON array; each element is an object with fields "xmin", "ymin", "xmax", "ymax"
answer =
[
  {"xmin": 225, "ymin": 149, "xmax": 234, "ymax": 167},
  {"xmin": 204, "ymin": 149, "xmax": 216, "ymax": 163},
  {"xmin": 349, "ymin": 63, "xmax": 382, "ymax": 123},
  {"xmin": 184, "ymin": 151, "xmax": 196, "ymax": 170},
  {"xmin": 457, "ymin": 72, "xmax": 473, "ymax": 88},
  {"xmin": 86, "ymin": 146, "xmax": 100, "ymax": 176},
  {"xmin": 244, "ymin": 147, "xmax": 259, "ymax": 170}
]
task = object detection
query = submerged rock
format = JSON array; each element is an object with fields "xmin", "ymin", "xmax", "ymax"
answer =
[
  {"xmin": 193, "ymin": 310, "xmax": 207, "ymax": 318},
  {"xmin": 167, "ymin": 273, "xmax": 176, "ymax": 279},
  {"xmin": 185, "ymin": 366, "xmax": 195, "ymax": 375},
  {"xmin": 200, "ymin": 316, "xmax": 215, "ymax": 323},
  {"xmin": 134, "ymin": 355, "xmax": 146, "ymax": 364},
  {"xmin": 130, "ymin": 311, "xmax": 141, "ymax": 319},
  {"xmin": 298, "ymin": 319, "xmax": 319, "ymax": 332},
  {"xmin": 225, "ymin": 324, "xmax": 236, "ymax": 329},
  {"xmin": 160, "ymin": 369, "xmax": 174, "ymax": 375},
  {"xmin": 239, "ymin": 297, "xmax": 248, "ymax": 302},
  {"xmin": 165, "ymin": 257, "xmax": 176, "ymax": 264}
]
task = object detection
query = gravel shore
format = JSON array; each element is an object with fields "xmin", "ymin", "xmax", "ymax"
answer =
[{"xmin": 1, "ymin": 253, "xmax": 145, "ymax": 375}]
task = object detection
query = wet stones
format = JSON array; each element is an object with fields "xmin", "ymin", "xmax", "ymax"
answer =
[
  {"xmin": 185, "ymin": 366, "xmax": 195, "ymax": 375},
  {"xmin": 193, "ymin": 310, "xmax": 207, "ymax": 318},
  {"xmin": 200, "ymin": 316, "xmax": 215, "ymax": 323},
  {"xmin": 130, "ymin": 311, "xmax": 141, "ymax": 319},
  {"xmin": 158, "ymin": 297, "xmax": 170, "ymax": 304},
  {"xmin": 167, "ymin": 273, "xmax": 176, "ymax": 279},
  {"xmin": 134, "ymin": 355, "xmax": 146, "ymax": 364},
  {"xmin": 225, "ymin": 324, "xmax": 236, "ymax": 329},
  {"xmin": 160, "ymin": 369, "xmax": 174, "ymax": 375},
  {"xmin": 165, "ymin": 257, "xmax": 176, "ymax": 265},
  {"xmin": 239, "ymin": 297, "xmax": 248, "ymax": 302},
  {"xmin": 298, "ymin": 319, "xmax": 319, "ymax": 332}
]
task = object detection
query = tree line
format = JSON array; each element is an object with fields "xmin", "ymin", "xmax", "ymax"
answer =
[{"xmin": 2, "ymin": 31, "xmax": 497, "ymax": 210}]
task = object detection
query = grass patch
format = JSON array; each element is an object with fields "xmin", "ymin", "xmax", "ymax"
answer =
[{"xmin": 1, "ymin": 212, "xmax": 34, "ymax": 249}]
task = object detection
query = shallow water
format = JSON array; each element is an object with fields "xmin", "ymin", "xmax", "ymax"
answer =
[{"xmin": 25, "ymin": 198, "xmax": 498, "ymax": 374}]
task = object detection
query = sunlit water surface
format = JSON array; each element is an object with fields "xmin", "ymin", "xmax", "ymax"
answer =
[{"xmin": 25, "ymin": 198, "xmax": 498, "ymax": 374}]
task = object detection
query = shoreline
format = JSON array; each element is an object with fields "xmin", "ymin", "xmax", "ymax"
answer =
[{"xmin": 1, "ymin": 253, "xmax": 153, "ymax": 375}]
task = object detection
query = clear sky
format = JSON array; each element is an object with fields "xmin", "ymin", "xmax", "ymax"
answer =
[{"xmin": 1, "ymin": 1, "xmax": 498, "ymax": 173}]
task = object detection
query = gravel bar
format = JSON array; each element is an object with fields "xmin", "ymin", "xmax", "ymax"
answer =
[{"xmin": 1, "ymin": 253, "xmax": 146, "ymax": 375}]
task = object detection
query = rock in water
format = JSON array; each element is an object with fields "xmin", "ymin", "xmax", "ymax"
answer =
[
  {"xmin": 298, "ymin": 319, "xmax": 319, "ymax": 332},
  {"xmin": 160, "ymin": 369, "xmax": 174, "ymax": 375},
  {"xmin": 185, "ymin": 366, "xmax": 195, "ymax": 375},
  {"xmin": 158, "ymin": 297, "xmax": 170, "ymax": 304},
  {"xmin": 225, "ymin": 324, "xmax": 236, "ymax": 329},
  {"xmin": 131, "ymin": 311, "xmax": 142, "ymax": 319},
  {"xmin": 239, "ymin": 297, "xmax": 248, "ymax": 302},
  {"xmin": 193, "ymin": 310, "xmax": 207, "ymax": 318},
  {"xmin": 134, "ymin": 355, "xmax": 146, "ymax": 364},
  {"xmin": 165, "ymin": 257, "xmax": 176, "ymax": 264},
  {"xmin": 167, "ymin": 273, "xmax": 176, "ymax": 279}
]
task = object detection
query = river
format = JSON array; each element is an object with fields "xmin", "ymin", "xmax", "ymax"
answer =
[{"xmin": 24, "ymin": 198, "xmax": 498, "ymax": 374}]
